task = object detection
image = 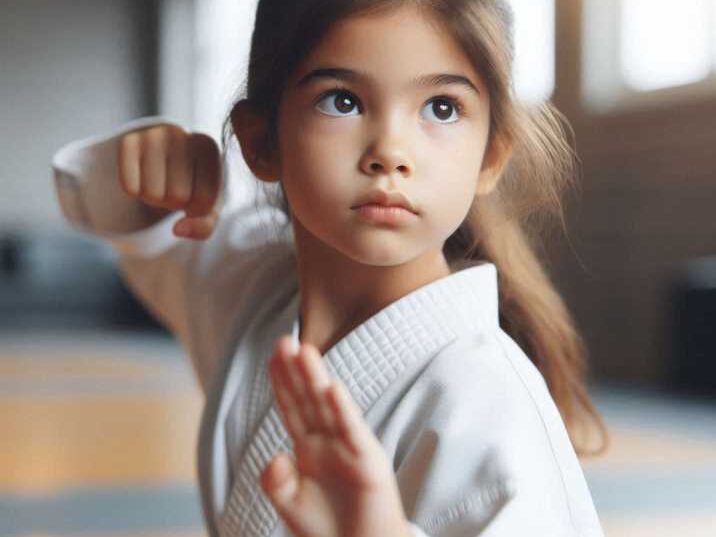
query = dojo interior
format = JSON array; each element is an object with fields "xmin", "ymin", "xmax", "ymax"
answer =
[{"xmin": 1, "ymin": 1, "xmax": 715, "ymax": 536}]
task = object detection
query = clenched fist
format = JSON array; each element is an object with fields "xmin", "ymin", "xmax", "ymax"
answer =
[{"xmin": 118, "ymin": 124, "xmax": 223, "ymax": 240}]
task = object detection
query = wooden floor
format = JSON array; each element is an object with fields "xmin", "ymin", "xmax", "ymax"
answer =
[{"xmin": 2, "ymin": 329, "xmax": 715, "ymax": 537}]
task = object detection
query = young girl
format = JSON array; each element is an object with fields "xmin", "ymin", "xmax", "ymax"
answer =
[{"xmin": 52, "ymin": 1, "xmax": 609, "ymax": 536}]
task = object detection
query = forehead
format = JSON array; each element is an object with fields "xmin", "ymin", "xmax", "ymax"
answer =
[{"xmin": 289, "ymin": 4, "xmax": 488, "ymax": 96}]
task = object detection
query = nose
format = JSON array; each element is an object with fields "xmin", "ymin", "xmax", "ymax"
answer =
[{"xmin": 359, "ymin": 117, "xmax": 414, "ymax": 178}]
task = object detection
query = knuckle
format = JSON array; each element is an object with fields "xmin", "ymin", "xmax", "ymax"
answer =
[
  {"xmin": 142, "ymin": 125, "xmax": 170, "ymax": 149},
  {"xmin": 190, "ymin": 132, "xmax": 219, "ymax": 158},
  {"xmin": 165, "ymin": 189, "xmax": 191, "ymax": 207},
  {"xmin": 138, "ymin": 183, "xmax": 163, "ymax": 204},
  {"xmin": 119, "ymin": 132, "xmax": 139, "ymax": 156},
  {"xmin": 118, "ymin": 136, "xmax": 140, "ymax": 194},
  {"xmin": 165, "ymin": 124, "xmax": 188, "ymax": 144},
  {"xmin": 119, "ymin": 178, "xmax": 137, "ymax": 197}
]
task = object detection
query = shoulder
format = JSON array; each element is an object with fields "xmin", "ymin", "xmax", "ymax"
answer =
[
  {"xmin": 411, "ymin": 329, "xmax": 553, "ymax": 439},
  {"xmin": 412, "ymin": 327, "xmax": 585, "ymax": 486},
  {"xmin": 392, "ymin": 330, "xmax": 604, "ymax": 536}
]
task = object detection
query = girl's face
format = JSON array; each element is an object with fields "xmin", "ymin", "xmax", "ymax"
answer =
[{"xmin": 276, "ymin": 4, "xmax": 494, "ymax": 267}]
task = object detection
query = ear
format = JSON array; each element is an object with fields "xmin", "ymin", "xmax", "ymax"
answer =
[
  {"xmin": 476, "ymin": 133, "xmax": 512, "ymax": 196},
  {"xmin": 230, "ymin": 100, "xmax": 281, "ymax": 182}
]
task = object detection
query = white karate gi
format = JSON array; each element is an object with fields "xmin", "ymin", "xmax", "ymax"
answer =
[{"xmin": 52, "ymin": 117, "xmax": 605, "ymax": 537}]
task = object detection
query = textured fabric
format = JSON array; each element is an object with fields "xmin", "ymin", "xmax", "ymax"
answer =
[{"xmin": 52, "ymin": 117, "xmax": 605, "ymax": 537}]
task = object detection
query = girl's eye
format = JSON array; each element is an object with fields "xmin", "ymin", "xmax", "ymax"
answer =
[
  {"xmin": 315, "ymin": 89, "xmax": 360, "ymax": 117},
  {"xmin": 315, "ymin": 87, "xmax": 464, "ymax": 124},
  {"xmin": 421, "ymin": 97, "xmax": 463, "ymax": 124}
]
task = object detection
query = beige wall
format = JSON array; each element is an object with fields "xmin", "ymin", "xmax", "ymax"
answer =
[{"xmin": 548, "ymin": 0, "xmax": 716, "ymax": 386}]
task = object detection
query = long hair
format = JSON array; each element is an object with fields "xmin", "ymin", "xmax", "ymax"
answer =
[{"xmin": 222, "ymin": 0, "xmax": 609, "ymax": 458}]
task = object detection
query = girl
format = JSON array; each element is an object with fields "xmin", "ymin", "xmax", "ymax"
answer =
[{"xmin": 52, "ymin": 1, "xmax": 609, "ymax": 536}]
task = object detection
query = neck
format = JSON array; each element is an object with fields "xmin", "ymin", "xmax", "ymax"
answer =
[{"xmin": 291, "ymin": 218, "xmax": 452, "ymax": 355}]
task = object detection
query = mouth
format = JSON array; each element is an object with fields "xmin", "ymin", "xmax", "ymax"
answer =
[
  {"xmin": 351, "ymin": 189, "xmax": 418, "ymax": 215},
  {"xmin": 353, "ymin": 203, "xmax": 418, "ymax": 225},
  {"xmin": 352, "ymin": 202, "xmax": 417, "ymax": 214}
]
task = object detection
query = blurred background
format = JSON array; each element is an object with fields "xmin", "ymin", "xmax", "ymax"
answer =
[{"xmin": 1, "ymin": 0, "xmax": 715, "ymax": 536}]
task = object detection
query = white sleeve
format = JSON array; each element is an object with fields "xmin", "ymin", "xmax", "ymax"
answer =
[
  {"xmin": 396, "ymin": 332, "xmax": 605, "ymax": 537},
  {"xmin": 51, "ymin": 116, "xmax": 293, "ymax": 394}
]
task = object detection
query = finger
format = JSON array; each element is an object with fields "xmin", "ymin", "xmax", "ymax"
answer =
[
  {"xmin": 327, "ymin": 382, "xmax": 366, "ymax": 456},
  {"xmin": 291, "ymin": 344, "xmax": 326, "ymax": 434},
  {"xmin": 295, "ymin": 343, "xmax": 336, "ymax": 434},
  {"xmin": 185, "ymin": 132, "xmax": 221, "ymax": 218},
  {"xmin": 139, "ymin": 127, "xmax": 169, "ymax": 205},
  {"xmin": 270, "ymin": 338, "xmax": 308, "ymax": 440},
  {"xmin": 273, "ymin": 374, "xmax": 308, "ymax": 441},
  {"xmin": 173, "ymin": 209, "xmax": 219, "ymax": 240},
  {"xmin": 275, "ymin": 337, "xmax": 309, "ymax": 401},
  {"xmin": 165, "ymin": 125, "xmax": 193, "ymax": 209},
  {"xmin": 118, "ymin": 132, "xmax": 141, "ymax": 197},
  {"xmin": 275, "ymin": 338, "xmax": 318, "ymax": 433},
  {"xmin": 261, "ymin": 452, "xmax": 300, "ymax": 506}
]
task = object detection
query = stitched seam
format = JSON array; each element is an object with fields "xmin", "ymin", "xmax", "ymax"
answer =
[
  {"xmin": 421, "ymin": 480, "xmax": 513, "ymax": 533},
  {"xmin": 489, "ymin": 330, "xmax": 580, "ymax": 534}
]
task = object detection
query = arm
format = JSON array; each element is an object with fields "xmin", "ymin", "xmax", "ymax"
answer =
[{"xmin": 52, "ymin": 116, "xmax": 292, "ymax": 394}]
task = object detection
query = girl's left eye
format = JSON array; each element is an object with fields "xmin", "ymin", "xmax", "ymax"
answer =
[{"xmin": 314, "ymin": 87, "xmax": 464, "ymax": 124}]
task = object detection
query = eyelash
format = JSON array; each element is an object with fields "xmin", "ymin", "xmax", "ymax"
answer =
[{"xmin": 315, "ymin": 84, "xmax": 467, "ymax": 119}]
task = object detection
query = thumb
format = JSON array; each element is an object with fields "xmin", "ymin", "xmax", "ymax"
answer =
[
  {"xmin": 262, "ymin": 452, "xmax": 300, "ymax": 508},
  {"xmin": 173, "ymin": 208, "xmax": 219, "ymax": 240}
]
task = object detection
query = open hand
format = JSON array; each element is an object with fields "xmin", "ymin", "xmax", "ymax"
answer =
[{"xmin": 261, "ymin": 335, "xmax": 412, "ymax": 537}]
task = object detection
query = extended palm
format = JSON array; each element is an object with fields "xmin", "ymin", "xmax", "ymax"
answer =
[{"xmin": 261, "ymin": 336, "xmax": 410, "ymax": 537}]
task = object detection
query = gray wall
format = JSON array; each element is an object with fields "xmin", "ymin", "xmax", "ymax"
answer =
[{"xmin": 0, "ymin": 0, "xmax": 157, "ymax": 235}]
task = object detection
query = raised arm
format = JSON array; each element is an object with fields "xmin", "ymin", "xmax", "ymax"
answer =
[{"xmin": 52, "ymin": 116, "xmax": 293, "ymax": 394}]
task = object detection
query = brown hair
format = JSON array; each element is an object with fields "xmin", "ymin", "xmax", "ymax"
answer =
[{"xmin": 222, "ymin": 0, "xmax": 609, "ymax": 458}]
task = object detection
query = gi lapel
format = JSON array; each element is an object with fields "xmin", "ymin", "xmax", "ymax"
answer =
[
  {"xmin": 218, "ymin": 262, "xmax": 498, "ymax": 537},
  {"xmin": 198, "ymin": 331, "xmax": 238, "ymax": 537}
]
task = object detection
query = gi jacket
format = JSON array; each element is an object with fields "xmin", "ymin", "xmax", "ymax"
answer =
[{"xmin": 52, "ymin": 117, "xmax": 605, "ymax": 537}]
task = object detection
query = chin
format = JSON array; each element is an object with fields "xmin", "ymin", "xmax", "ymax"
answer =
[{"xmin": 338, "ymin": 237, "xmax": 421, "ymax": 268}]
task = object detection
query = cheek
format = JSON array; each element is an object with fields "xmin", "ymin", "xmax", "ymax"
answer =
[
  {"xmin": 278, "ymin": 122, "xmax": 357, "ymax": 216},
  {"xmin": 419, "ymin": 119, "xmax": 488, "ymax": 172},
  {"xmin": 416, "ymin": 141, "xmax": 482, "ymax": 238},
  {"xmin": 418, "ymin": 130, "xmax": 484, "ymax": 195},
  {"xmin": 431, "ymin": 177, "xmax": 476, "ymax": 233},
  {"xmin": 280, "ymin": 105, "xmax": 356, "ymax": 177}
]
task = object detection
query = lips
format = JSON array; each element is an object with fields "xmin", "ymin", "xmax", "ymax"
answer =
[{"xmin": 352, "ymin": 189, "xmax": 417, "ymax": 214}]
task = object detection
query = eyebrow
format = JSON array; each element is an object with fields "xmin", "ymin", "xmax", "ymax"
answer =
[{"xmin": 294, "ymin": 66, "xmax": 481, "ymax": 97}]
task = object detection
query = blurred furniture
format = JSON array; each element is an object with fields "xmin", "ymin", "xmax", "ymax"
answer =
[
  {"xmin": 0, "ymin": 231, "xmax": 165, "ymax": 332},
  {"xmin": 670, "ymin": 256, "xmax": 716, "ymax": 396}
]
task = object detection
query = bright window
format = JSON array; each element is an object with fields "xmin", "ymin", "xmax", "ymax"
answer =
[
  {"xmin": 620, "ymin": 0, "xmax": 712, "ymax": 91},
  {"xmin": 583, "ymin": 0, "xmax": 716, "ymax": 112},
  {"xmin": 713, "ymin": 0, "xmax": 716, "ymax": 68},
  {"xmin": 508, "ymin": 0, "xmax": 556, "ymax": 104}
]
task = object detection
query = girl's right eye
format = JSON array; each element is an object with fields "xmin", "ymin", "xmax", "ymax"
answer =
[{"xmin": 315, "ymin": 88, "xmax": 361, "ymax": 117}]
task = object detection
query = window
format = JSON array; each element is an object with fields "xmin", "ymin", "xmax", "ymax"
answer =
[
  {"xmin": 158, "ymin": 0, "xmax": 253, "ymax": 141},
  {"xmin": 621, "ymin": 0, "xmax": 713, "ymax": 91},
  {"xmin": 161, "ymin": 0, "xmax": 556, "ymax": 138},
  {"xmin": 192, "ymin": 0, "xmax": 253, "ymax": 140},
  {"xmin": 583, "ymin": 0, "xmax": 716, "ymax": 113},
  {"xmin": 508, "ymin": 0, "xmax": 556, "ymax": 104}
]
